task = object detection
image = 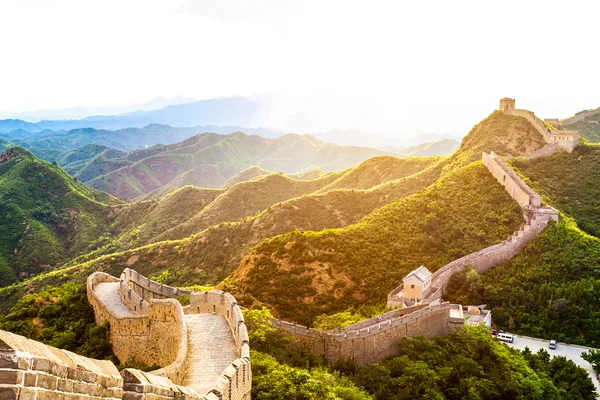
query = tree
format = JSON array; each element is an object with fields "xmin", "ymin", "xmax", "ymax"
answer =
[{"xmin": 582, "ymin": 349, "xmax": 600, "ymax": 374}]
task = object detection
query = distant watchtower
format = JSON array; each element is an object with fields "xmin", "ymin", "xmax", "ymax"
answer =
[{"xmin": 499, "ymin": 98, "xmax": 515, "ymax": 112}]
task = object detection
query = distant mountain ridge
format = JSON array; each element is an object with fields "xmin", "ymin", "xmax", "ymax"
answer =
[
  {"xmin": 80, "ymin": 132, "xmax": 392, "ymax": 200},
  {"xmin": 0, "ymin": 97, "xmax": 274, "ymax": 133}
]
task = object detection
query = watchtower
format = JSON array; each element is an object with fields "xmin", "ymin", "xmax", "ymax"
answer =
[{"xmin": 499, "ymin": 98, "xmax": 515, "ymax": 112}]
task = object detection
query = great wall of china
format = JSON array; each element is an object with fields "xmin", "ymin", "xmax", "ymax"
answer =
[{"xmin": 0, "ymin": 98, "xmax": 578, "ymax": 398}]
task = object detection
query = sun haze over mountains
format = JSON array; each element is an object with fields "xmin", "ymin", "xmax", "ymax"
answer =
[{"xmin": 1, "ymin": 1, "xmax": 600, "ymax": 399}]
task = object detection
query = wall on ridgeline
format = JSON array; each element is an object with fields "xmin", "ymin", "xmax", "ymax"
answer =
[
  {"xmin": 428, "ymin": 215, "xmax": 550, "ymax": 299},
  {"xmin": 0, "ymin": 330, "xmax": 123, "ymax": 400},
  {"xmin": 482, "ymin": 151, "xmax": 540, "ymax": 207},
  {"xmin": 189, "ymin": 291, "xmax": 252, "ymax": 400},
  {"xmin": 526, "ymin": 143, "xmax": 565, "ymax": 160},
  {"xmin": 506, "ymin": 108, "xmax": 578, "ymax": 151},
  {"xmin": 561, "ymin": 108, "xmax": 600, "ymax": 126},
  {"xmin": 272, "ymin": 303, "xmax": 461, "ymax": 366}
]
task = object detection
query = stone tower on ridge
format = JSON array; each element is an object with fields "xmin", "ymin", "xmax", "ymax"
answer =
[{"xmin": 499, "ymin": 97, "xmax": 515, "ymax": 112}]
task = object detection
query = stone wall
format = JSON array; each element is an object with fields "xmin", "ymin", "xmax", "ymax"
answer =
[
  {"xmin": 121, "ymin": 268, "xmax": 190, "ymax": 302},
  {"xmin": 506, "ymin": 108, "xmax": 578, "ymax": 151},
  {"xmin": 120, "ymin": 369, "xmax": 207, "ymax": 400},
  {"xmin": 561, "ymin": 108, "xmax": 600, "ymax": 126},
  {"xmin": 526, "ymin": 143, "xmax": 565, "ymax": 160},
  {"xmin": 0, "ymin": 330, "xmax": 123, "ymax": 400},
  {"xmin": 189, "ymin": 291, "xmax": 251, "ymax": 400},
  {"xmin": 482, "ymin": 151, "xmax": 540, "ymax": 207},
  {"xmin": 423, "ymin": 151, "xmax": 558, "ymax": 300},
  {"xmin": 273, "ymin": 303, "xmax": 460, "ymax": 366},
  {"xmin": 428, "ymin": 214, "xmax": 550, "ymax": 299},
  {"xmin": 86, "ymin": 272, "xmax": 185, "ymax": 381}
]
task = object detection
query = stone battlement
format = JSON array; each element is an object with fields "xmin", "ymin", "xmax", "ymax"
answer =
[
  {"xmin": 388, "ymin": 151, "xmax": 558, "ymax": 308},
  {"xmin": 85, "ymin": 269, "xmax": 251, "ymax": 400},
  {"xmin": 272, "ymin": 302, "xmax": 461, "ymax": 365},
  {"xmin": 0, "ymin": 330, "xmax": 123, "ymax": 400},
  {"xmin": 502, "ymin": 103, "xmax": 579, "ymax": 152}
]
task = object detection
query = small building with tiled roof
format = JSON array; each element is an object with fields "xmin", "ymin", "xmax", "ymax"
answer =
[{"xmin": 402, "ymin": 265, "xmax": 432, "ymax": 303}]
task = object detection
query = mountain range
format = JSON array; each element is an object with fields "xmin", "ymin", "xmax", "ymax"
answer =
[{"xmin": 2, "ymin": 106, "xmax": 600, "ymax": 398}]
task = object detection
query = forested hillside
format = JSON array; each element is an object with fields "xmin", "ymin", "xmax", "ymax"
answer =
[
  {"xmin": 0, "ymin": 147, "xmax": 120, "ymax": 285},
  {"xmin": 226, "ymin": 162, "xmax": 523, "ymax": 324},
  {"xmin": 562, "ymin": 109, "xmax": 600, "ymax": 142},
  {"xmin": 1, "ymin": 106, "xmax": 599, "ymax": 399}
]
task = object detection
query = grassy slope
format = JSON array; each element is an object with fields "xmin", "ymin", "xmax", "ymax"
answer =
[
  {"xmin": 562, "ymin": 110, "xmax": 600, "ymax": 143},
  {"xmin": 220, "ymin": 166, "xmax": 271, "ymax": 188},
  {"xmin": 0, "ymin": 148, "xmax": 121, "ymax": 285},
  {"xmin": 446, "ymin": 111, "xmax": 546, "ymax": 172},
  {"xmin": 0, "ymin": 156, "xmax": 442, "ymax": 313},
  {"xmin": 226, "ymin": 161, "xmax": 523, "ymax": 325},
  {"xmin": 464, "ymin": 144, "xmax": 600, "ymax": 346},
  {"xmin": 511, "ymin": 145, "xmax": 600, "ymax": 237},
  {"xmin": 316, "ymin": 156, "xmax": 440, "ymax": 193}
]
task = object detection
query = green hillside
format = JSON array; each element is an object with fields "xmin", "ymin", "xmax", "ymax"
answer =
[
  {"xmin": 0, "ymin": 154, "xmax": 442, "ymax": 314},
  {"xmin": 78, "ymin": 132, "xmax": 391, "ymax": 200},
  {"xmin": 221, "ymin": 166, "xmax": 271, "ymax": 188},
  {"xmin": 0, "ymin": 147, "xmax": 121, "ymax": 286},
  {"xmin": 395, "ymin": 138, "xmax": 460, "ymax": 157},
  {"xmin": 511, "ymin": 145, "xmax": 600, "ymax": 237},
  {"xmin": 561, "ymin": 109, "xmax": 600, "ymax": 142},
  {"xmin": 226, "ymin": 161, "xmax": 523, "ymax": 325},
  {"xmin": 316, "ymin": 156, "xmax": 440, "ymax": 193},
  {"xmin": 447, "ymin": 111, "xmax": 546, "ymax": 172}
]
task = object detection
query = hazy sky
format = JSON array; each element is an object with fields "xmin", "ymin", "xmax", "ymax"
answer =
[{"xmin": 1, "ymin": 0, "xmax": 599, "ymax": 134}]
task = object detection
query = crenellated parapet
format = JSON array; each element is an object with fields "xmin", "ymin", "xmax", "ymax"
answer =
[
  {"xmin": 86, "ymin": 269, "xmax": 251, "ymax": 400},
  {"xmin": 272, "ymin": 302, "xmax": 461, "ymax": 366},
  {"xmin": 0, "ymin": 330, "xmax": 123, "ymax": 400},
  {"xmin": 499, "ymin": 98, "xmax": 579, "ymax": 152}
]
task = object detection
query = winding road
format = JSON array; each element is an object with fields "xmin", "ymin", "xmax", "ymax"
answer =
[{"xmin": 504, "ymin": 334, "xmax": 600, "ymax": 395}]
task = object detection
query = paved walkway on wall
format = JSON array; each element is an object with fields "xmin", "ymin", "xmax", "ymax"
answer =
[
  {"xmin": 182, "ymin": 313, "xmax": 239, "ymax": 394},
  {"xmin": 504, "ymin": 333, "xmax": 600, "ymax": 396},
  {"xmin": 94, "ymin": 282, "xmax": 136, "ymax": 317}
]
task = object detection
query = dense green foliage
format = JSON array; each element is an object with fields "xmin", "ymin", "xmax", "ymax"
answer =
[
  {"xmin": 0, "ymin": 283, "xmax": 115, "ymax": 360},
  {"xmin": 562, "ymin": 111, "xmax": 600, "ymax": 142},
  {"xmin": 350, "ymin": 327, "xmax": 596, "ymax": 400},
  {"xmin": 581, "ymin": 349, "xmax": 600, "ymax": 374},
  {"xmin": 0, "ymin": 148, "xmax": 121, "ymax": 284},
  {"xmin": 512, "ymin": 145, "xmax": 600, "ymax": 237},
  {"xmin": 245, "ymin": 309, "xmax": 595, "ymax": 400},
  {"xmin": 452, "ymin": 219, "xmax": 600, "ymax": 346},
  {"xmin": 229, "ymin": 162, "xmax": 522, "ymax": 325}
]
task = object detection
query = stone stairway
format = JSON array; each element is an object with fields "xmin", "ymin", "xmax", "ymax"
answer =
[
  {"xmin": 182, "ymin": 313, "xmax": 239, "ymax": 394},
  {"xmin": 94, "ymin": 282, "xmax": 136, "ymax": 317}
]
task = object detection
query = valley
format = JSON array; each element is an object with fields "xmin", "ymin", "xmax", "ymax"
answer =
[{"xmin": 1, "ymin": 99, "xmax": 600, "ymax": 400}]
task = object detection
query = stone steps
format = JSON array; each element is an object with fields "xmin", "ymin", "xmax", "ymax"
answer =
[{"xmin": 181, "ymin": 313, "xmax": 239, "ymax": 394}]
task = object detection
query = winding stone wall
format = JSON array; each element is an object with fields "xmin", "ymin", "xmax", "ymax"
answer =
[
  {"xmin": 86, "ymin": 272, "xmax": 183, "ymax": 374},
  {"xmin": 525, "ymin": 143, "xmax": 565, "ymax": 160},
  {"xmin": 273, "ymin": 302, "xmax": 461, "ymax": 366},
  {"xmin": 87, "ymin": 270, "xmax": 251, "ymax": 400},
  {"xmin": 482, "ymin": 151, "xmax": 540, "ymax": 207},
  {"xmin": 121, "ymin": 268, "xmax": 191, "ymax": 302},
  {"xmin": 505, "ymin": 108, "xmax": 578, "ymax": 151}
]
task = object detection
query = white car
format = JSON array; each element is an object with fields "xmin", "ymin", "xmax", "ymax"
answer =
[
  {"xmin": 549, "ymin": 340, "xmax": 557, "ymax": 350},
  {"xmin": 497, "ymin": 333, "xmax": 515, "ymax": 343}
]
